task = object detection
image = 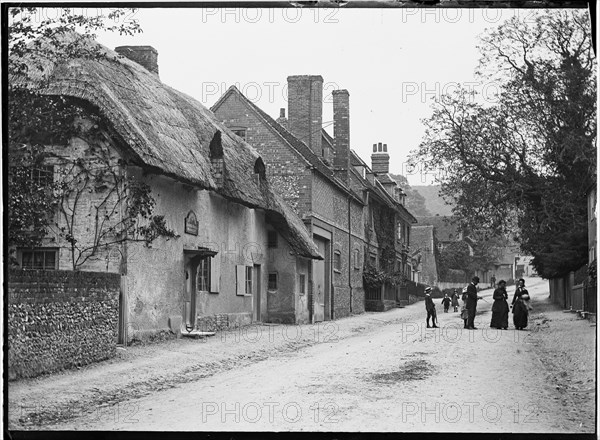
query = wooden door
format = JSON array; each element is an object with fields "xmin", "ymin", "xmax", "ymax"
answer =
[{"xmin": 313, "ymin": 238, "xmax": 327, "ymax": 322}]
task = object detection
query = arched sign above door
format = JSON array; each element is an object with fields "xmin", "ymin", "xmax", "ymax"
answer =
[{"xmin": 185, "ymin": 210, "xmax": 199, "ymax": 236}]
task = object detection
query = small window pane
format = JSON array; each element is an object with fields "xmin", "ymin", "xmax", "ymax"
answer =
[
  {"xmin": 33, "ymin": 251, "xmax": 44, "ymax": 269},
  {"xmin": 246, "ymin": 267, "xmax": 252, "ymax": 294},
  {"xmin": 267, "ymin": 231, "xmax": 278, "ymax": 248},
  {"xmin": 196, "ymin": 258, "xmax": 210, "ymax": 291},
  {"xmin": 268, "ymin": 273, "xmax": 277, "ymax": 290},
  {"xmin": 45, "ymin": 251, "xmax": 56, "ymax": 269},
  {"xmin": 299, "ymin": 274, "xmax": 306, "ymax": 294},
  {"xmin": 22, "ymin": 252, "xmax": 33, "ymax": 269}
]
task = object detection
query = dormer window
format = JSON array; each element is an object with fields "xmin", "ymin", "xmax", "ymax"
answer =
[{"xmin": 254, "ymin": 157, "xmax": 266, "ymax": 182}]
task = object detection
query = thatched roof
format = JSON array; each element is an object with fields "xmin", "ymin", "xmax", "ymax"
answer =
[
  {"xmin": 211, "ymin": 86, "xmax": 363, "ymax": 205},
  {"xmin": 13, "ymin": 34, "xmax": 321, "ymax": 260}
]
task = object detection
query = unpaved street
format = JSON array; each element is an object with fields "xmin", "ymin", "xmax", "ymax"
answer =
[{"xmin": 9, "ymin": 277, "xmax": 596, "ymax": 432}]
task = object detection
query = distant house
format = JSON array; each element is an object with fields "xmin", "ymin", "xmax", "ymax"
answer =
[
  {"xmin": 212, "ymin": 76, "xmax": 416, "ymax": 318},
  {"xmin": 409, "ymin": 225, "xmax": 438, "ymax": 287},
  {"xmin": 11, "ymin": 39, "xmax": 321, "ymax": 342}
]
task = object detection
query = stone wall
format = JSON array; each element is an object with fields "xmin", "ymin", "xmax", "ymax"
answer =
[{"xmin": 8, "ymin": 269, "xmax": 120, "ymax": 380}]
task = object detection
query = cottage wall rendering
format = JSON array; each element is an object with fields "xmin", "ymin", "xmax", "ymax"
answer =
[
  {"xmin": 12, "ymin": 38, "xmax": 321, "ymax": 342},
  {"xmin": 212, "ymin": 75, "xmax": 417, "ymax": 320}
]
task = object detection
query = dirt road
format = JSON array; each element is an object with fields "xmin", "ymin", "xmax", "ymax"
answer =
[{"xmin": 9, "ymin": 277, "xmax": 596, "ymax": 433}]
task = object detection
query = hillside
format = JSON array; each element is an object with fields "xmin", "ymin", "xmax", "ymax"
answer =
[{"xmin": 412, "ymin": 185, "xmax": 454, "ymax": 217}]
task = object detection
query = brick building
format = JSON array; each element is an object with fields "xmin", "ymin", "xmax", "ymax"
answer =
[
  {"xmin": 212, "ymin": 75, "xmax": 416, "ymax": 319},
  {"xmin": 10, "ymin": 39, "xmax": 322, "ymax": 342}
]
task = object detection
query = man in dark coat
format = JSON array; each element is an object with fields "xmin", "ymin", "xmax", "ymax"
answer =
[
  {"xmin": 466, "ymin": 276, "xmax": 482, "ymax": 329},
  {"xmin": 425, "ymin": 287, "xmax": 438, "ymax": 328}
]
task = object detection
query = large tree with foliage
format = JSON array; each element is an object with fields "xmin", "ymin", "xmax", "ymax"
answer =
[
  {"xmin": 8, "ymin": 7, "xmax": 177, "ymax": 270},
  {"xmin": 410, "ymin": 10, "xmax": 596, "ymax": 279}
]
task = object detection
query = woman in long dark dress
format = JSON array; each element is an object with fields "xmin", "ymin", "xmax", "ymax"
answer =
[
  {"xmin": 512, "ymin": 278, "xmax": 529, "ymax": 330},
  {"xmin": 490, "ymin": 280, "xmax": 509, "ymax": 329}
]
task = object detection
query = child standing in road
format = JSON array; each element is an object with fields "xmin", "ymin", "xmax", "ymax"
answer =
[
  {"xmin": 441, "ymin": 294, "xmax": 451, "ymax": 313},
  {"xmin": 451, "ymin": 289, "xmax": 460, "ymax": 312}
]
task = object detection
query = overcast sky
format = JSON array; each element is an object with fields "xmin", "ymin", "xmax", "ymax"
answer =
[{"xmin": 87, "ymin": 7, "xmax": 554, "ymax": 186}]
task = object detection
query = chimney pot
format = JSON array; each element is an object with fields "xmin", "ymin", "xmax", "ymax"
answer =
[
  {"xmin": 115, "ymin": 45, "xmax": 159, "ymax": 76},
  {"xmin": 371, "ymin": 141, "xmax": 390, "ymax": 175},
  {"xmin": 373, "ymin": 144, "xmax": 377, "ymax": 152}
]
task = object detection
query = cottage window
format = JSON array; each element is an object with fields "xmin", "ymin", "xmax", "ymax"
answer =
[
  {"xmin": 268, "ymin": 272, "xmax": 278, "ymax": 290},
  {"xmin": 15, "ymin": 165, "xmax": 54, "ymax": 189},
  {"xmin": 299, "ymin": 274, "xmax": 306, "ymax": 295},
  {"xmin": 369, "ymin": 253, "xmax": 377, "ymax": 268},
  {"xmin": 267, "ymin": 230, "xmax": 278, "ymax": 248},
  {"xmin": 32, "ymin": 165, "xmax": 54, "ymax": 187},
  {"xmin": 196, "ymin": 257, "xmax": 211, "ymax": 291},
  {"xmin": 19, "ymin": 248, "xmax": 58, "ymax": 270},
  {"xmin": 333, "ymin": 251, "xmax": 342, "ymax": 272}
]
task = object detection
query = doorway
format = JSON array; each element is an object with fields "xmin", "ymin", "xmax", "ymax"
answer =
[
  {"xmin": 184, "ymin": 252, "xmax": 212, "ymax": 330},
  {"xmin": 313, "ymin": 236, "xmax": 330, "ymax": 322}
]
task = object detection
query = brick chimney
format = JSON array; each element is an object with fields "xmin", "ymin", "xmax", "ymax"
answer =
[
  {"xmin": 333, "ymin": 90, "xmax": 350, "ymax": 176},
  {"xmin": 276, "ymin": 108, "xmax": 288, "ymax": 129},
  {"xmin": 371, "ymin": 142, "xmax": 390, "ymax": 175},
  {"xmin": 287, "ymin": 75, "xmax": 323, "ymax": 156},
  {"xmin": 115, "ymin": 45, "xmax": 159, "ymax": 76}
]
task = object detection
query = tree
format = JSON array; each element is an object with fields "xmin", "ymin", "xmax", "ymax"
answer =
[
  {"xmin": 410, "ymin": 10, "xmax": 596, "ymax": 279},
  {"xmin": 8, "ymin": 7, "xmax": 177, "ymax": 270}
]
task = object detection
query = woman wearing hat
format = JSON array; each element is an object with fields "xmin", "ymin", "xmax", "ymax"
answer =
[
  {"xmin": 512, "ymin": 278, "xmax": 530, "ymax": 330},
  {"xmin": 424, "ymin": 287, "xmax": 438, "ymax": 328},
  {"xmin": 490, "ymin": 280, "xmax": 509, "ymax": 329}
]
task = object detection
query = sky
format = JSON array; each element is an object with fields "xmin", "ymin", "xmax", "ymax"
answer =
[{"xmin": 68, "ymin": 7, "xmax": 561, "ymax": 185}]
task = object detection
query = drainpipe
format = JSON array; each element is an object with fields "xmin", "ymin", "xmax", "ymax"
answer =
[{"xmin": 348, "ymin": 195, "xmax": 352, "ymax": 314}]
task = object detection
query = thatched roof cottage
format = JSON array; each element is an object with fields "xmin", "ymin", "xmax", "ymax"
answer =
[{"xmin": 11, "ymin": 36, "xmax": 322, "ymax": 341}]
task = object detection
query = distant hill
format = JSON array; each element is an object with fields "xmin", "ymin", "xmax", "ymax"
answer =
[{"xmin": 412, "ymin": 185, "xmax": 454, "ymax": 216}]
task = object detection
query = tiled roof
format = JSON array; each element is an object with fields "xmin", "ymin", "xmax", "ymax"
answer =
[{"xmin": 212, "ymin": 86, "xmax": 363, "ymax": 204}]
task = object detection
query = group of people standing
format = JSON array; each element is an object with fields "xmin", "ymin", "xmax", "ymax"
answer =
[
  {"xmin": 490, "ymin": 278, "xmax": 531, "ymax": 330},
  {"xmin": 424, "ymin": 277, "xmax": 532, "ymax": 330}
]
